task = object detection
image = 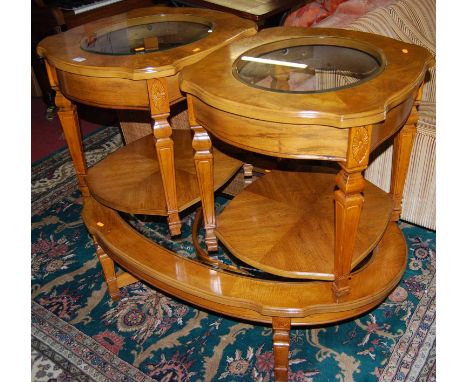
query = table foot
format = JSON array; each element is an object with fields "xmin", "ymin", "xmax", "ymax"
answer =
[
  {"xmin": 243, "ymin": 163, "xmax": 254, "ymax": 178},
  {"xmin": 191, "ymin": 208, "xmax": 253, "ymax": 274},
  {"xmin": 243, "ymin": 163, "xmax": 254, "ymax": 185},
  {"xmin": 167, "ymin": 213, "xmax": 182, "ymax": 236},
  {"xmin": 205, "ymin": 233, "xmax": 218, "ymax": 252},
  {"xmin": 272, "ymin": 317, "xmax": 291, "ymax": 382},
  {"xmin": 93, "ymin": 237, "xmax": 120, "ymax": 301}
]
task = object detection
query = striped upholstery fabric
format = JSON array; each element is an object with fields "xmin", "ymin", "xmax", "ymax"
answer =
[{"xmin": 346, "ymin": 0, "xmax": 436, "ymax": 230}]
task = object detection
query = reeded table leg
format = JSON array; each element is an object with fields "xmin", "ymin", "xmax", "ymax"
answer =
[
  {"xmin": 333, "ymin": 126, "xmax": 372, "ymax": 299},
  {"xmin": 334, "ymin": 169, "xmax": 364, "ymax": 297},
  {"xmin": 390, "ymin": 104, "xmax": 418, "ymax": 222},
  {"xmin": 147, "ymin": 78, "xmax": 182, "ymax": 236},
  {"xmin": 188, "ymin": 96, "xmax": 218, "ymax": 252}
]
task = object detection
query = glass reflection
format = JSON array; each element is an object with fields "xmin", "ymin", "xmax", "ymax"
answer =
[
  {"xmin": 81, "ymin": 21, "xmax": 212, "ymax": 55},
  {"xmin": 236, "ymin": 44, "xmax": 382, "ymax": 93}
]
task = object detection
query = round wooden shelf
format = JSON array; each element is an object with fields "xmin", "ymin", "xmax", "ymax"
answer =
[
  {"xmin": 87, "ymin": 130, "xmax": 242, "ymax": 215},
  {"xmin": 216, "ymin": 170, "xmax": 393, "ymax": 280}
]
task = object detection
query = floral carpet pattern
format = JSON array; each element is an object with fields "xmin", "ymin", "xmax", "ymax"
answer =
[{"xmin": 32, "ymin": 126, "xmax": 436, "ymax": 382}]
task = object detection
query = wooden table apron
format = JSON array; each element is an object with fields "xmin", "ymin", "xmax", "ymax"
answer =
[{"xmin": 37, "ymin": 6, "xmax": 257, "ymax": 236}]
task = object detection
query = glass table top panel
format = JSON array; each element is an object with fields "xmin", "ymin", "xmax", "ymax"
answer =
[
  {"xmin": 235, "ymin": 44, "xmax": 382, "ymax": 93},
  {"xmin": 81, "ymin": 21, "xmax": 213, "ymax": 55}
]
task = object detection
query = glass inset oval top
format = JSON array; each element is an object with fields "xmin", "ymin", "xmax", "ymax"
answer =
[
  {"xmin": 235, "ymin": 44, "xmax": 382, "ymax": 93},
  {"xmin": 81, "ymin": 21, "xmax": 213, "ymax": 55}
]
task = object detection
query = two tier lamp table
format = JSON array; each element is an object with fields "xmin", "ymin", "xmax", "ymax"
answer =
[
  {"xmin": 37, "ymin": 6, "xmax": 257, "ymax": 241},
  {"xmin": 180, "ymin": 27, "xmax": 433, "ymax": 380}
]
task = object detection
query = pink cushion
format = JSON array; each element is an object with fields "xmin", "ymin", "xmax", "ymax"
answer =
[
  {"xmin": 321, "ymin": 0, "xmax": 348, "ymax": 13},
  {"xmin": 316, "ymin": 0, "xmax": 398, "ymax": 28},
  {"xmin": 283, "ymin": 1, "xmax": 329, "ymax": 27}
]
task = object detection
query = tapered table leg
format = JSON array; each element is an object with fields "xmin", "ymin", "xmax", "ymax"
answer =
[
  {"xmin": 147, "ymin": 78, "xmax": 182, "ymax": 236},
  {"xmin": 92, "ymin": 237, "xmax": 120, "ymax": 301},
  {"xmin": 333, "ymin": 126, "xmax": 372, "ymax": 299},
  {"xmin": 188, "ymin": 96, "xmax": 218, "ymax": 252},
  {"xmin": 390, "ymin": 104, "xmax": 418, "ymax": 222},
  {"xmin": 45, "ymin": 62, "xmax": 89, "ymax": 197},
  {"xmin": 272, "ymin": 317, "xmax": 291, "ymax": 382}
]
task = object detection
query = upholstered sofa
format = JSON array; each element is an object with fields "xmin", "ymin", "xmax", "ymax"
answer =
[{"xmin": 285, "ymin": 0, "xmax": 436, "ymax": 230}]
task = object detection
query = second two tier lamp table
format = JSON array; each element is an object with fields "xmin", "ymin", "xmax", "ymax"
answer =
[
  {"xmin": 37, "ymin": 6, "xmax": 257, "ymax": 236},
  {"xmin": 180, "ymin": 27, "xmax": 433, "ymax": 379}
]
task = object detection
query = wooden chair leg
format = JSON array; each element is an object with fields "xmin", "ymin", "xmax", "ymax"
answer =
[
  {"xmin": 272, "ymin": 317, "xmax": 291, "ymax": 382},
  {"xmin": 93, "ymin": 238, "xmax": 120, "ymax": 301}
]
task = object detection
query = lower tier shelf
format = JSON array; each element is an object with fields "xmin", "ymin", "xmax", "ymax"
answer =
[
  {"xmin": 86, "ymin": 130, "xmax": 242, "ymax": 215},
  {"xmin": 216, "ymin": 170, "xmax": 394, "ymax": 280},
  {"xmin": 82, "ymin": 195, "xmax": 406, "ymax": 326}
]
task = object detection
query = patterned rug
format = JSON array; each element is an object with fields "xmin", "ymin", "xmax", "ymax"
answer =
[{"xmin": 31, "ymin": 125, "xmax": 436, "ymax": 382}]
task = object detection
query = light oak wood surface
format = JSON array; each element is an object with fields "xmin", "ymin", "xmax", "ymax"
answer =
[{"xmin": 55, "ymin": 70, "xmax": 184, "ymax": 111}]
